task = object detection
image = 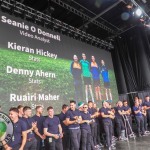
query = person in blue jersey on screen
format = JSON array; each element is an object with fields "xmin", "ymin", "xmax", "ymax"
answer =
[
  {"xmin": 70, "ymin": 55, "xmax": 83, "ymax": 103},
  {"xmin": 91, "ymin": 56, "xmax": 102, "ymax": 100},
  {"xmin": 101, "ymin": 60, "xmax": 112, "ymax": 102},
  {"xmin": 80, "ymin": 53, "xmax": 94, "ymax": 103}
]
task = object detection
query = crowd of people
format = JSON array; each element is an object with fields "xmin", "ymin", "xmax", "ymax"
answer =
[{"xmin": 1, "ymin": 95, "xmax": 150, "ymax": 150}]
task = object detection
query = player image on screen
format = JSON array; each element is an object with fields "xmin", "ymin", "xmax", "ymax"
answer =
[
  {"xmin": 91, "ymin": 56, "xmax": 102, "ymax": 101},
  {"xmin": 101, "ymin": 59, "xmax": 112, "ymax": 102},
  {"xmin": 70, "ymin": 55, "xmax": 83, "ymax": 103},
  {"xmin": 80, "ymin": 53, "xmax": 94, "ymax": 103}
]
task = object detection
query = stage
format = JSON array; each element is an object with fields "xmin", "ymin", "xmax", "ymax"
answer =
[{"xmin": 115, "ymin": 136, "xmax": 150, "ymax": 150}]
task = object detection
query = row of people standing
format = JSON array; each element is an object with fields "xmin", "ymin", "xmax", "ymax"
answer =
[
  {"xmin": 2, "ymin": 95, "xmax": 150, "ymax": 150},
  {"xmin": 70, "ymin": 53, "xmax": 112, "ymax": 103},
  {"xmin": 2, "ymin": 102, "xmax": 102, "ymax": 150}
]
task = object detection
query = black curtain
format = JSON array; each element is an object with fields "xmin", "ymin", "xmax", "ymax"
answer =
[{"xmin": 112, "ymin": 24, "xmax": 150, "ymax": 102}]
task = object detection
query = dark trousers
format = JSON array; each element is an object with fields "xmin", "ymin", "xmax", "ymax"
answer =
[
  {"xmin": 81, "ymin": 129, "xmax": 92, "ymax": 150},
  {"xmin": 96, "ymin": 122, "xmax": 101, "ymax": 144},
  {"xmin": 115, "ymin": 118, "xmax": 125, "ymax": 137},
  {"xmin": 111, "ymin": 119, "xmax": 115, "ymax": 136},
  {"xmin": 11, "ymin": 144, "xmax": 20, "ymax": 150},
  {"xmin": 24, "ymin": 138, "xmax": 37, "ymax": 150},
  {"xmin": 125, "ymin": 116, "xmax": 132, "ymax": 135},
  {"xmin": 103, "ymin": 121, "xmax": 112, "ymax": 147},
  {"xmin": 69, "ymin": 128, "xmax": 81, "ymax": 150},
  {"xmin": 143, "ymin": 115, "xmax": 147, "ymax": 131},
  {"xmin": 135, "ymin": 116, "xmax": 145, "ymax": 135},
  {"xmin": 62, "ymin": 130, "xmax": 71, "ymax": 150},
  {"xmin": 36, "ymin": 136, "xmax": 43, "ymax": 150},
  {"xmin": 45, "ymin": 137, "xmax": 63, "ymax": 150},
  {"xmin": 147, "ymin": 110, "xmax": 150, "ymax": 126},
  {"xmin": 91, "ymin": 123, "xmax": 97, "ymax": 146}
]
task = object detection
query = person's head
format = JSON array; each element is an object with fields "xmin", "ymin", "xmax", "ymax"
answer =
[
  {"xmin": 47, "ymin": 106, "xmax": 54, "ymax": 117},
  {"xmin": 83, "ymin": 104, "xmax": 88, "ymax": 113},
  {"xmin": 108, "ymin": 103, "xmax": 112, "ymax": 109},
  {"xmin": 73, "ymin": 55, "xmax": 78, "ymax": 62},
  {"xmin": 134, "ymin": 96, "xmax": 139, "ymax": 102},
  {"xmin": 78, "ymin": 102, "xmax": 84, "ymax": 111},
  {"xmin": 93, "ymin": 103, "xmax": 97, "ymax": 109},
  {"xmin": 101, "ymin": 60, "xmax": 105, "ymax": 65},
  {"xmin": 62, "ymin": 104, "xmax": 69, "ymax": 113},
  {"xmin": 17, "ymin": 105, "xmax": 24, "ymax": 117},
  {"xmin": 117, "ymin": 101, "xmax": 123, "ymax": 107},
  {"xmin": 135, "ymin": 100, "xmax": 139, "ymax": 106},
  {"xmin": 36, "ymin": 105, "xmax": 43, "ymax": 115},
  {"xmin": 102, "ymin": 101, "xmax": 109, "ymax": 108},
  {"xmin": 91, "ymin": 56, "xmax": 95, "ymax": 62},
  {"xmin": 23, "ymin": 106, "xmax": 32, "ymax": 117},
  {"xmin": 82, "ymin": 53, "xmax": 86, "ymax": 60},
  {"xmin": 9, "ymin": 107, "xmax": 19, "ymax": 122},
  {"xmin": 88, "ymin": 101, "xmax": 93, "ymax": 108},
  {"xmin": 123, "ymin": 100, "xmax": 128, "ymax": 107},
  {"xmin": 70, "ymin": 100, "xmax": 76, "ymax": 110},
  {"xmin": 139, "ymin": 99, "xmax": 143, "ymax": 105},
  {"xmin": 145, "ymin": 96, "xmax": 150, "ymax": 101}
]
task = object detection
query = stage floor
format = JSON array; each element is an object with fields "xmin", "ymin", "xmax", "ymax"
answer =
[{"xmin": 115, "ymin": 135, "xmax": 150, "ymax": 150}]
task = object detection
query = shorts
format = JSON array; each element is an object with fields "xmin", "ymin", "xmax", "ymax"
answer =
[
  {"xmin": 104, "ymin": 82, "xmax": 110, "ymax": 88},
  {"xmin": 93, "ymin": 79, "xmax": 100, "ymax": 87},
  {"xmin": 83, "ymin": 77, "xmax": 91, "ymax": 85}
]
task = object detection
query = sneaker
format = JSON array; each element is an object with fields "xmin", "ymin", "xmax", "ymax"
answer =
[
  {"xmin": 112, "ymin": 136, "xmax": 118, "ymax": 140},
  {"xmin": 145, "ymin": 131, "xmax": 150, "ymax": 134},
  {"xmin": 141, "ymin": 133, "xmax": 148, "ymax": 136},
  {"xmin": 111, "ymin": 143, "xmax": 116, "ymax": 146},
  {"xmin": 111, "ymin": 145, "xmax": 116, "ymax": 150},
  {"xmin": 98, "ymin": 143, "xmax": 104, "ymax": 147},
  {"xmin": 108, "ymin": 147, "xmax": 112, "ymax": 150},
  {"xmin": 111, "ymin": 141, "xmax": 116, "ymax": 144}
]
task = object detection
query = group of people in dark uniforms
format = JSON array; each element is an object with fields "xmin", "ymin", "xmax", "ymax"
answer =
[{"xmin": 1, "ymin": 95, "xmax": 150, "ymax": 150}]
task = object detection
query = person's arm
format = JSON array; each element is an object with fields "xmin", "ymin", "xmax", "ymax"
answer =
[
  {"xmin": 34, "ymin": 127, "xmax": 44, "ymax": 139},
  {"xmin": 108, "ymin": 110, "xmax": 114, "ymax": 116},
  {"xmin": 80, "ymin": 120, "xmax": 90, "ymax": 124},
  {"xmin": 118, "ymin": 110, "xmax": 126, "ymax": 115},
  {"xmin": 142, "ymin": 109, "xmax": 147, "ymax": 116},
  {"xmin": 101, "ymin": 112, "xmax": 111, "ymax": 118},
  {"xmin": 44, "ymin": 128, "xmax": 59, "ymax": 139},
  {"xmin": 63, "ymin": 119, "xmax": 68, "ymax": 126},
  {"xmin": 19, "ymin": 131, "xmax": 27, "ymax": 150},
  {"xmin": 2, "ymin": 140, "xmax": 12, "ymax": 150},
  {"xmin": 125, "ymin": 108, "xmax": 131, "ymax": 115},
  {"xmin": 91, "ymin": 112, "xmax": 98, "ymax": 118},
  {"xmin": 78, "ymin": 116, "xmax": 82, "ymax": 124},
  {"xmin": 134, "ymin": 108, "xmax": 140, "ymax": 114},
  {"xmin": 58, "ymin": 124, "xmax": 63, "ymax": 138},
  {"xmin": 66, "ymin": 118, "xmax": 77, "ymax": 125}
]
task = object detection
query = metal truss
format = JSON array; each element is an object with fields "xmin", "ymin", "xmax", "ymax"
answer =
[
  {"xmin": 0, "ymin": 0, "xmax": 114, "ymax": 49},
  {"xmin": 51, "ymin": 0, "xmax": 116, "ymax": 34}
]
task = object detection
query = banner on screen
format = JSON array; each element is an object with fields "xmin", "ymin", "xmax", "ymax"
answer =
[{"xmin": 0, "ymin": 12, "xmax": 118, "ymax": 114}]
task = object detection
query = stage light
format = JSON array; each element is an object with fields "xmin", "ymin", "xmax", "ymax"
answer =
[
  {"xmin": 121, "ymin": 12, "xmax": 130, "ymax": 21},
  {"xmin": 135, "ymin": 8, "xmax": 142, "ymax": 17}
]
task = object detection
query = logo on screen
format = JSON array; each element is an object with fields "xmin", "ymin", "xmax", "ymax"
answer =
[{"xmin": 0, "ymin": 112, "xmax": 13, "ymax": 147}]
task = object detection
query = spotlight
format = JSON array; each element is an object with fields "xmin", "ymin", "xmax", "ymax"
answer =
[{"xmin": 135, "ymin": 8, "xmax": 142, "ymax": 17}]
